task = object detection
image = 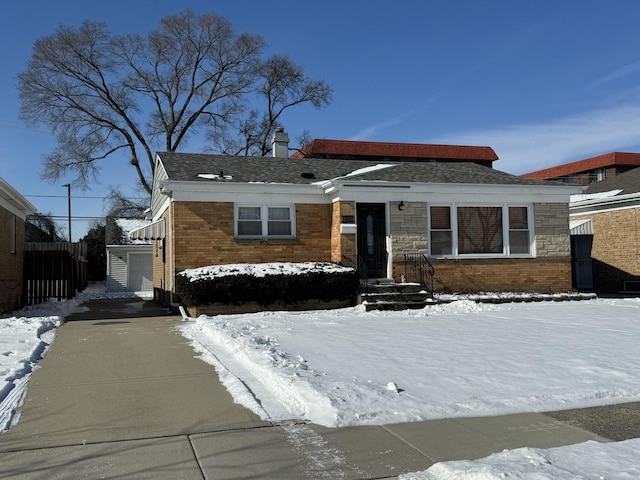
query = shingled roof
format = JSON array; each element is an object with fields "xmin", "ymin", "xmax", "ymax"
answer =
[
  {"xmin": 586, "ymin": 165, "xmax": 640, "ymax": 195},
  {"xmin": 290, "ymin": 139, "xmax": 498, "ymax": 166},
  {"xmin": 157, "ymin": 152, "xmax": 549, "ymax": 186}
]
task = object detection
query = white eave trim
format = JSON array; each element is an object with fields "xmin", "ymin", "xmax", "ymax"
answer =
[
  {"xmin": 0, "ymin": 177, "xmax": 37, "ymax": 218},
  {"xmin": 570, "ymin": 191, "xmax": 640, "ymax": 214}
]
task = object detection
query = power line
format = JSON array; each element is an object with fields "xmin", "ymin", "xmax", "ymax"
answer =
[{"xmin": 24, "ymin": 194, "xmax": 148, "ymax": 200}]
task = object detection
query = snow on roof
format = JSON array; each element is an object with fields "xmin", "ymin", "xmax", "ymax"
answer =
[
  {"xmin": 570, "ymin": 189, "xmax": 622, "ymax": 203},
  {"xmin": 116, "ymin": 218, "xmax": 150, "ymax": 233},
  {"xmin": 344, "ymin": 164, "xmax": 395, "ymax": 177},
  {"xmin": 179, "ymin": 262, "xmax": 353, "ymax": 281}
]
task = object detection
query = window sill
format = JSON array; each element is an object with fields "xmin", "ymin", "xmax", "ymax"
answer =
[
  {"xmin": 235, "ymin": 237, "xmax": 298, "ymax": 243},
  {"xmin": 429, "ymin": 254, "xmax": 534, "ymax": 260}
]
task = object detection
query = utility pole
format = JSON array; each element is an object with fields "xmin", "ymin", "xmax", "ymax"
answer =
[{"xmin": 63, "ymin": 183, "xmax": 71, "ymax": 243}]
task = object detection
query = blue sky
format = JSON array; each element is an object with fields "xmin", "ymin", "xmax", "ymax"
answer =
[{"xmin": 2, "ymin": 0, "xmax": 640, "ymax": 240}]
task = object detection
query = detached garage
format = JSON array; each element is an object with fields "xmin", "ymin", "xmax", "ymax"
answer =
[{"xmin": 106, "ymin": 244, "xmax": 153, "ymax": 293}]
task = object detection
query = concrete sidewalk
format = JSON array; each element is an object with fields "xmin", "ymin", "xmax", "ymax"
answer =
[{"xmin": 0, "ymin": 298, "xmax": 622, "ymax": 479}]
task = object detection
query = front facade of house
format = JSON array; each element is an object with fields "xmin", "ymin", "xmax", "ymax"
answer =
[
  {"xmin": 0, "ymin": 177, "xmax": 36, "ymax": 313},
  {"xmin": 132, "ymin": 148, "xmax": 579, "ymax": 306}
]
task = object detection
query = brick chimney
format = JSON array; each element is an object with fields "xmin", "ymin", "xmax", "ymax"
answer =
[{"xmin": 271, "ymin": 127, "xmax": 290, "ymax": 157}]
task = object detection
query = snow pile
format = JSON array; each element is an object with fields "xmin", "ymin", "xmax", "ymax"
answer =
[
  {"xmin": 180, "ymin": 297, "xmax": 640, "ymax": 428},
  {"xmin": 179, "ymin": 261, "xmax": 353, "ymax": 281},
  {"xmin": 402, "ymin": 439, "xmax": 640, "ymax": 479}
]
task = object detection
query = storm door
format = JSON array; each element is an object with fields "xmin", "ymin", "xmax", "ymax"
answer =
[{"xmin": 356, "ymin": 203, "xmax": 387, "ymax": 278}]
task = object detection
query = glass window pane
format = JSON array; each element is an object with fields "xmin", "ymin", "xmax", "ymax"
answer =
[
  {"xmin": 431, "ymin": 231, "xmax": 452, "ymax": 255},
  {"xmin": 509, "ymin": 207, "xmax": 528, "ymax": 229},
  {"xmin": 239, "ymin": 206, "xmax": 261, "ymax": 220},
  {"xmin": 268, "ymin": 207, "xmax": 290, "ymax": 221},
  {"xmin": 268, "ymin": 221, "xmax": 291, "ymax": 236},
  {"xmin": 238, "ymin": 221, "xmax": 262, "ymax": 236},
  {"xmin": 430, "ymin": 206, "xmax": 451, "ymax": 229},
  {"xmin": 509, "ymin": 231, "xmax": 530, "ymax": 254},
  {"xmin": 458, "ymin": 207, "xmax": 503, "ymax": 254}
]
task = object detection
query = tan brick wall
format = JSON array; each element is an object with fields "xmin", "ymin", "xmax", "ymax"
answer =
[
  {"xmin": 172, "ymin": 201, "xmax": 333, "ymax": 275},
  {"xmin": 421, "ymin": 258, "xmax": 573, "ymax": 293},
  {"xmin": 331, "ymin": 201, "xmax": 356, "ymax": 263},
  {"xmin": 534, "ymin": 203, "xmax": 571, "ymax": 258},
  {"xmin": 0, "ymin": 208, "xmax": 26, "ymax": 313},
  {"xmin": 573, "ymin": 208, "xmax": 640, "ymax": 292}
]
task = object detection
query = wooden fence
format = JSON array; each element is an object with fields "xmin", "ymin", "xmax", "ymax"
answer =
[{"xmin": 23, "ymin": 242, "xmax": 88, "ymax": 305}]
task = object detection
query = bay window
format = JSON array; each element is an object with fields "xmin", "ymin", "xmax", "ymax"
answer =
[
  {"xmin": 429, "ymin": 205, "xmax": 531, "ymax": 257},
  {"xmin": 236, "ymin": 205, "xmax": 295, "ymax": 238}
]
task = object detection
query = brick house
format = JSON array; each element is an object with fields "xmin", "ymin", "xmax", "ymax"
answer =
[
  {"xmin": 131, "ymin": 137, "xmax": 580, "ymax": 306},
  {"xmin": 0, "ymin": 177, "xmax": 36, "ymax": 313},
  {"xmin": 570, "ymin": 167, "xmax": 640, "ymax": 293},
  {"xmin": 521, "ymin": 151, "xmax": 640, "ymax": 186}
]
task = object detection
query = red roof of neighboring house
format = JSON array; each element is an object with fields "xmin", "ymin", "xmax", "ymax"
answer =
[
  {"xmin": 291, "ymin": 139, "xmax": 499, "ymax": 162},
  {"xmin": 521, "ymin": 152, "xmax": 640, "ymax": 180}
]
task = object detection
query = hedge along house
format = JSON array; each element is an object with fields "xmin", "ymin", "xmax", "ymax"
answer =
[{"xmin": 131, "ymin": 134, "xmax": 581, "ymax": 307}]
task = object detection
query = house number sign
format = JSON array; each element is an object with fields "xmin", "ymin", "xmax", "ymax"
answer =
[{"xmin": 341, "ymin": 215, "xmax": 355, "ymax": 223}]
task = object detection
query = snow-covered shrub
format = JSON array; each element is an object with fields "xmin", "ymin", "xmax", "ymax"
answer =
[{"xmin": 175, "ymin": 262, "xmax": 359, "ymax": 307}]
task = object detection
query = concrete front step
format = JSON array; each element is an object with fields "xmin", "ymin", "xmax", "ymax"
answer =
[{"xmin": 360, "ymin": 281, "xmax": 433, "ymax": 311}]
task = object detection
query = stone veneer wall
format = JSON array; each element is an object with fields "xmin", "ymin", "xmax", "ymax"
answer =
[
  {"xmin": 534, "ymin": 203, "xmax": 571, "ymax": 258},
  {"xmin": 572, "ymin": 208, "xmax": 640, "ymax": 292},
  {"xmin": 388, "ymin": 201, "xmax": 573, "ymax": 292}
]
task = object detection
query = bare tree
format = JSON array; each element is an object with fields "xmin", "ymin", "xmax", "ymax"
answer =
[
  {"xmin": 212, "ymin": 55, "xmax": 332, "ymax": 156},
  {"xmin": 19, "ymin": 10, "xmax": 332, "ymax": 195},
  {"xmin": 25, "ymin": 212, "xmax": 64, "ymax": 242}
]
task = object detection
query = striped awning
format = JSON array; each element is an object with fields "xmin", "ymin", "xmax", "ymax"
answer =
[
  {"xmin": 129, "ymin": 218, "xmax": 165, "ymax": 240},
  {"xmin": 569, "ymin": 219, "xmax": 593, "ymax": 235}
]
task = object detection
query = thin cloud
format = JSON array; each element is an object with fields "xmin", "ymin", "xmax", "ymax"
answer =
[
  {"xmin": 432, "ymin": 103, "xmax": 640, "ymax": 174},
  {"xmin": 591, "ymin": 59, "xmax": 640, "ymax": 87}
]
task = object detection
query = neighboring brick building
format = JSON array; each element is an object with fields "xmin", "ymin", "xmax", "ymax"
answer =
[
  {"xmin": 521, "ymin": 152, "xmax": 640, "ymax": 186},
  {"xmin": 0, "ymin": 177, "xmax": 36, "ymax": 313},
  {"xmin": 570, "ymin": 167, "xmax": 640, "ymax": 293},
  {"xmin": 292, "ymin": 138, "xmax": 499, "ymax": 168},
  {"xmin": 131, "ymin": 135, "xmax": 580, "ymax": 306}
]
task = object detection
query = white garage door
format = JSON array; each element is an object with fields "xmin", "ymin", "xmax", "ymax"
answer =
[{"xmin": 128, "ymin": 253, "xmax": 153, "ymax": 292}]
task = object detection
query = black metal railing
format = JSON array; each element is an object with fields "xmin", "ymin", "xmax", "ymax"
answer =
[
  {"xmin": 341, "ymin": 254, "xmax": 369, "ymax": 294},
  {"xmin": 404, "ymin": 253, "xmax": 435, "ymax": 296}
]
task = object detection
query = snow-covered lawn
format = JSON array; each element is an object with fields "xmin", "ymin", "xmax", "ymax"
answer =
[
  {"xmin": 179, "ymin": 297, "xmax": 640, "ymax": 427},
  {"xmin": 179, "ymin": 295, "xmax": 640, "ymax": 479},
  {"xmin": 2, "ymin": 280, "xmax": 640, "ymax": 478}
]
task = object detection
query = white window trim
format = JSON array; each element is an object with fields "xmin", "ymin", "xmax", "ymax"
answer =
[
  {"xmin": 234, "ymin": 204, "xmax": 296, "ymax": 239},
  {"xmin": 428, "ymin": 204, "xmax": 533, "ymax": 259}
]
